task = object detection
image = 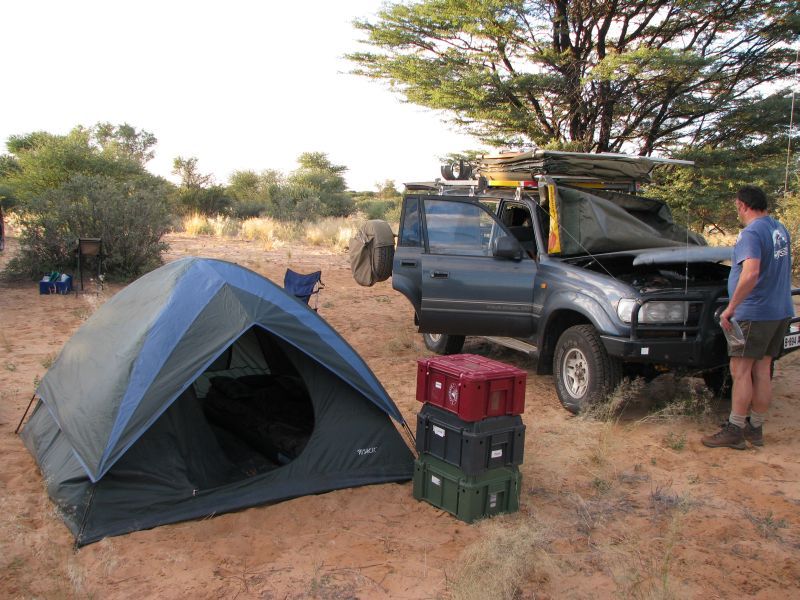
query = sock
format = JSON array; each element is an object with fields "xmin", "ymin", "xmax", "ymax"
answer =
[
  {"xmin": 749, "ymin": 411, "xmax": 766, "ymax": 429},
  {"xmin": 729, "ymin": 413, "xmax": 747, "ymax": 429}
]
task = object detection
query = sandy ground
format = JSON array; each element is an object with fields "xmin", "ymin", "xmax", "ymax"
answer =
[{"xmin": 1, "ymin": 231, "xmax": 799, "ymax": 599}]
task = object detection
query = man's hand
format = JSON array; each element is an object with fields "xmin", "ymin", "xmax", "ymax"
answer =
[
  {"xmin": 719, "ymin": 305, "xmax": 734, "ymax": 332},
  {"xmin": 722, "ymin": 257, "xmax": 760, "ymax": 332}
]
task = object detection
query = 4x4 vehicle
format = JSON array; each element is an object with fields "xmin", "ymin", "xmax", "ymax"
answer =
[{"xmin": 388, "ymin": 151, "xmax": 799, "ymax": 413}]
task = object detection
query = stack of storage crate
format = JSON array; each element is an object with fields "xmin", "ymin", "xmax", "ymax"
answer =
[{"xmin": 412, "ymin": 354, "xmax": 526, "ymax": 523}]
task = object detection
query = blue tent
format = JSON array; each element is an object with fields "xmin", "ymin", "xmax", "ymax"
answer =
[{"xmin": 22, "ymin": 257, "xmax": 413, "ymax": 545}]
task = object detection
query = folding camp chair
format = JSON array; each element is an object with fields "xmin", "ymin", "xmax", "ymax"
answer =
[
  {"xmin": 283, "ymin": 269, "xmax": 324, "ymax": 310},
  {"xmin": 75, "ymin": 237, "xmax": 105, "ymax": 292}
]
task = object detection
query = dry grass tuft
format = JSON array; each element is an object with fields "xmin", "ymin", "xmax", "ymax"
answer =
[
  {"xmin": 41, "ymin": 352, "xmax": 58, "ymax": 370},
  {"xmin": 649, "ymin": 481, "xmax": 693, "ymax": 518},
  {"xmin": 182, "ymin": 213, "xmax": 216, "ymax": 236},
  {"xmin": 662, "ymin": 431, "xmax": 687, "ymax": 451},
  {"xmin": 609, "ymin": 513, "xmax": 685, "ymax": 600},
  {"xmin": 240, "ymin": 217, "xmax": 291, "ymax": 249},
  {"xmin": 744, "ymin": 509, "xmax": 788, "ymax": 539},
  {"xmin": 582, "ymin": 374, "xmax": 714, "ymax": 425},
  {"xmin": 640, "ymin": 375, "xmax": 714, "ymax": 422},
  {"xmin": 178, "ymin": 214, "xmax": 365, "ymax": 251},
  {"xmin": 448, "ymin": 517, "xmax": 551, "ymax": 600},
  {"xmin": 580, "ymin": 377, "xmax": 646, "ymax": 422},
  {"xmin": 208, "ymin": 215, "xmax": 240, "ymax": 237},
  {"xmin": 303, "ymin": 217, "xmax": 361, "ymax": 250}
]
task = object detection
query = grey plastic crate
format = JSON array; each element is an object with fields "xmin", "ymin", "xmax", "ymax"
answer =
[{"xmin": 416, "ymin": 403, "xmax": 525, "ymax": 475}]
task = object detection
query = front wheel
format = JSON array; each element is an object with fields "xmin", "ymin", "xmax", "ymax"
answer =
[
  {"xmin": 554, "ymin": 324, "xmax": 622, "ymax": 414},
  {"xmin": 422, "ymin": 333, "xmax": 465, "ymax": 355}
]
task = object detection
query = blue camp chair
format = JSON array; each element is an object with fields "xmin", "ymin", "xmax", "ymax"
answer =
[{"xmin": 283, "ymin": 269, "xmax": 324, "ymax": 310}]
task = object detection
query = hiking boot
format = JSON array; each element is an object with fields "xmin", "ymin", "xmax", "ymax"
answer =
[
  {"xmin": 701, "ymin": 422, "xmax": 746, "ymax": 450},
  {"xmin": 744, "ymin": 417, "xmax": 764, "ymax": 447}
]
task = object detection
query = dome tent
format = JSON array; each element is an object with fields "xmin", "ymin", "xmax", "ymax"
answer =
[{"xmin": 21, "ymin": 257, "xmax": 413, "ymax": 545}]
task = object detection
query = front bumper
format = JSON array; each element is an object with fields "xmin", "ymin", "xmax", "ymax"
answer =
[
  {"xmin": 602, "ymin": 287, "xmax": 800, "ymax": 369},
  {"xmin": 602, "ymin": 317, "xmax": 800, "ymax": 369},
  {"xmin": 600, "ymin": 335, "xmax": 723, "ymax": 369}
]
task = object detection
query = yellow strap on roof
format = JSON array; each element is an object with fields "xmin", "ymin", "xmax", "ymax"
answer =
[{"xmin": 486, "ymin": 180, "xmax": 537, "ymax": 188}]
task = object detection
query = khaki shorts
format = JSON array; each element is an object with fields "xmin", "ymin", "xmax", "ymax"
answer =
[{"xmin": 728, "ymin": 318, "xmax": 792, "ymax": 358}]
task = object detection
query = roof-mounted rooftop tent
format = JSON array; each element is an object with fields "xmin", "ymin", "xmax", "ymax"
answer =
[
  {"xmin": 407, "ymin": 150, "xmax": 695, "ymax": 198},
  {"xmin": 478, "ymin": 149, "xmax": 693, "ymax": 185}
]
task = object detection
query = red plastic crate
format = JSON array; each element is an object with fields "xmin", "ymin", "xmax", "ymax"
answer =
[{"xmin": 416, "ymin": 354, "xmax": 526, "ymax": 421}]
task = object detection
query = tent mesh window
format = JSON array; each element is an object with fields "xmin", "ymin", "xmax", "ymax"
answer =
[{"xmin": 191, "ymin": 326, "xmax": 315, "ymax": 479}]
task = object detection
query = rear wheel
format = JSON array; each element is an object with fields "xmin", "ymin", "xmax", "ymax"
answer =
[
  {"xmin": 423, "ymin": 333, "xmax": 465, "ymax": 355},
  {"xmin": 554, "ymin": 324, "xmax": 622, "ymax": 414}
]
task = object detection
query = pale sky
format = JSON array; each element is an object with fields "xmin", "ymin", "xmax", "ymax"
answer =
[{"xmin": 1, "ymin": 0, "xmax": 483, "ymax": 191}]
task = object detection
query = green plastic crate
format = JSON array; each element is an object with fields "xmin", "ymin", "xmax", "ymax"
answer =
[{"xmin": 412, "ymin": 455, "xmax": 521, "ymax": 523}]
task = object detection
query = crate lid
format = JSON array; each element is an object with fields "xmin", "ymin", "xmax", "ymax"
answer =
[
  {"xmin": 418, "ymin": 402, "xmax": 524, "ymax": 433},
  {"xmin": 418, "ymin": 354, "xmax": 526, "ymax": 378}
]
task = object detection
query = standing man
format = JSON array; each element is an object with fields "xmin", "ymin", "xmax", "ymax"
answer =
[{"xmin": 702, "ymin": 185, "xmax": 794, "ymax": 449}]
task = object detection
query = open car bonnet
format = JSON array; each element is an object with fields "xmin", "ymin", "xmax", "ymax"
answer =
[{"xmin": 631, "ymin": 246, "xmax": 732, "ymax": 265}]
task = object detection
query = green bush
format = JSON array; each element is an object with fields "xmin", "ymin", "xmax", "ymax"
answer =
[
  {"xmin": 6, "ymin": 174, "xmax": 171, "ymax": 280},
  {"xmin": 358, "ymin": 199, "xmax": 398, "ymax": 220},
  {"xmin": 175, "ymin": 184, "xmax": 231, "ymax": 216},
  {"xmin": 228, "ymin": 198, "xmax": 270, "ymax": 219}
]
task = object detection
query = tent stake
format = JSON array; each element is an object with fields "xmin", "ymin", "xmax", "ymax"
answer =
[{"xmin": 15, "ymin": 393, "xmax": 37, "ymax": 434}]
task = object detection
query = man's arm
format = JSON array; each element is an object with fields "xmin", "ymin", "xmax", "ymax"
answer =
[{"xmin": 720, "ymin": 258, "xmax": 760, "ymax": 330}]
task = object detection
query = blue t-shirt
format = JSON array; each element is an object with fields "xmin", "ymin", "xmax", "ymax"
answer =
[{"xmin": 728, "ymin": 216, "xmax": 794, "ymax": 321}]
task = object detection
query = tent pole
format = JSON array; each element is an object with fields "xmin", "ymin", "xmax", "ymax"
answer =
[
  {"xmin": 74, "ymin": 484, "xmax": 98, "ymax": 550},
  {"xmin": 401, "ymin": 421, "xmax": 418, "ymax": 458},
  {"xmin": 14, "ymin": 393, "xmax": 37, "ymax": 434}
]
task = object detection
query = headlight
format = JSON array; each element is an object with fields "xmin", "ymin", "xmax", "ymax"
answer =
[{"xmin": 617, "ymin": 299, "xmax": 688, "ymax": 324}]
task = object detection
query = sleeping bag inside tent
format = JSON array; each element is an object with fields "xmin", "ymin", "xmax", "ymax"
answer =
[{"xmin": 21, "ymin": 257, "xmax": 414, "ymax": 545}]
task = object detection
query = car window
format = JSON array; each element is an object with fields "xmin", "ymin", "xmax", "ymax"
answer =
[
  {"xmin": 423, "ymin": 199, "xmax": 501, "ymax": 256},
  {"xmin": 399, "ymin": 197, "xmax": 421, "ymax": 247}
]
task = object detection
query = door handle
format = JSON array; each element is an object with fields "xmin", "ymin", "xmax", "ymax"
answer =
[
  {"xmin": 400, "ymin": 260, "xmax": 417, "ymax": 267},
  {"xmin": 430, "ymin": 271, "xmax": 449, "ymax": 279}
]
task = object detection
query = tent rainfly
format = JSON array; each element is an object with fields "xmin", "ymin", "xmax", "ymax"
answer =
[{"xmin": 21, "ymin": 257, "xmax": 414, "ymax": 545}]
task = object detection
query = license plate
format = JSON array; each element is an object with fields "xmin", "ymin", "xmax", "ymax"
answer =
[{"xmin": 784, "ymin": 333, "xmax": 800, "ymax": 350}]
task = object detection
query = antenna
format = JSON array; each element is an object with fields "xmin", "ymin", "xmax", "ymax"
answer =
[
  {"xmin": 786, "ymin": 48, "xmax": 799, "ymax": 198},
  {"xmin": 684, "ymin": 198, "xmax": 690, "ymax": 339}
]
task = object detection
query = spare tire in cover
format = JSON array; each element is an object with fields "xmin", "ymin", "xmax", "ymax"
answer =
[{"xmin": 349, "ymin": 220, "xmax": 395, "ymax": 287}]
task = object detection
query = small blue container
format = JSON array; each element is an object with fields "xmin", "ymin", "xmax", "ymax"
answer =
[
  {"xmin": 55, "ymin": 274, "xmax": 72, "ymax": 294},
  {"xmin": 39, "ymin": 274, "xmax": 56, "ymax": 295},
  {"xmin": 39, "ymin": 273, "xmax": 72, "ymax": 294}
]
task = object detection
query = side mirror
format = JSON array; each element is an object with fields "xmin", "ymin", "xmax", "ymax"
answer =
[{"xmin": 492, "ymin": 235, "xmax": 523, "ymax": 260}]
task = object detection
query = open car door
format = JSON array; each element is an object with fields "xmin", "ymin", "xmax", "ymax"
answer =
[{"xmin": 417, "ymin": 196, "xmax": 537, "ymax": 338}]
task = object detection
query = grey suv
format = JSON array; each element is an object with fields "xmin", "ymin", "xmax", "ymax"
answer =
[{"xmin": 390, "ymin": 163, "xmax": 799, "ymax": 413}]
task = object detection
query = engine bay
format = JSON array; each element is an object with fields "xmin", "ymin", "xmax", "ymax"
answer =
[{"xmin": 566, "ymin": 254, "xmax": 729, "ymax": 293}]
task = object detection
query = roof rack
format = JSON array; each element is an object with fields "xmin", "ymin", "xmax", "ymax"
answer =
[
  {"xmin": 404, "ymin": 179, "xmax": 485, "ymax": 193},
  {"xmin": 405, "ymin": 174, "xmax": 640, "ymax": 194},
  {"xmin": 480, "ymin": 149, "xmax": 694, "ymax": 166}
]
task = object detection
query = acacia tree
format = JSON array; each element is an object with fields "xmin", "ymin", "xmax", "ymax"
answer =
[
  {"xmin": 226, "ymin": 169, "xmax": 285, "ymax": 218},
  {"xmin": 94, "ymin": 122, "xmax": 157, "ymax": 166},
  {"xmin": 4, "ymin": 128, "xmax": 145, "ymax": 202},
  {"xmin": 172, "ymin": 156, "xmax": 230, "ymax": 215},
  {"xmin": 350, "ymin": 0, "xmax": 798, "ymax": 154},
  {"xmin": 284, "ymin": 152, "xmax": 354, "ymax": 219}
]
